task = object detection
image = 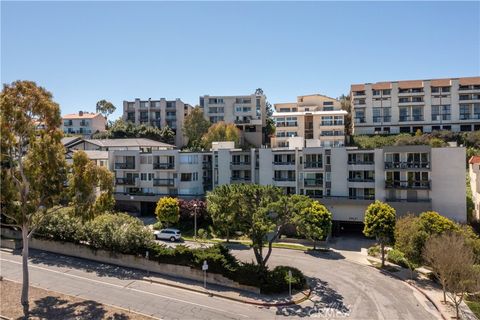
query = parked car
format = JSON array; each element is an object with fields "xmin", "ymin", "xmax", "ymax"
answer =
[{"xmin": 154, "ymin": 228, "xmax": 181, "ymax": 242}]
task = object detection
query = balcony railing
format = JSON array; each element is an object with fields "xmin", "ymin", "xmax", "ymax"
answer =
[
  {"xmin": 231, "ymin": 161, "xmax": 251, "ymax": 166},
  {"xmin": 273, "ymin": 177, "xmax": 296, "ymax": 182},
  {"xmin": 115, "ymin": 177, "xmax": 135, "ymax": 185},
  {"xmin": 153, "ymin": 163, "xmax": 175, "ymax": 170},
  {"xmin": 115, "ymin": 162, "xmax": 135, "ymax": 170},
  {"xmin": 385, "ymin": 197, "xmax": 431, "ymax": 203},
  {"xmin": 273, "ymin": 161, "xmax": 295, "ymax": 165},
  {"xmin": 304, "ymin": 162, "xmax": 323, "ymax": 168},
  {"xmin": 354, "ymin": 117, "xmax": 366, "ymax": 124},
  {"xmin": 385, "ymin": 180, "xmax": 431, "ymax": 190},
  {"xmin": 231, "ymin": 177, "xmax": 251, "ymax": 182},
  {"xmin": 153, "ymin": 178, "xmax": 174, "ymax": 186},
  {"xmin": 348, "ymin": 178, "xmax": 375, "ymax": 183},
  {"xmin": 384, "ymin": 161, "xmax": 430, "ymax": 169},
  {"xmin": 348, "ymin": 160, "xmax": 374, "ymax": 165},
  {"xmin": 304, "ymin": 179, "xmax": 323, "ymax": 186},
  {"xmin": 399, "ymin": 115, "xmax": 424, "ymax": 122}
]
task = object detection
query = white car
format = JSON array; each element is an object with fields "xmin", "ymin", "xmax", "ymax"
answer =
[{"xmin": 154, "ymin": 228, "xmax": 181, "ymax": 242}]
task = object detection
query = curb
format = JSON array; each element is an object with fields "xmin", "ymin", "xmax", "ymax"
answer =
[{"xmin": 145, "ymin": 276, "xmax": 312, "ymax": 306}]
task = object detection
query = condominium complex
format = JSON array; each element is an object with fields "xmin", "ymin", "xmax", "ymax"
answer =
[
  {"xmin": 272, "ymin": 94, "xmax": 347, "ymax": 148},
  {"xmin": 64, "ymin": 138, "xmax": 466, "ymax": 224},
  {"xmin": 62, "ymin": 111, "xmax": 106, "ymax": 137},
  {"xmin": 122, "ymin": 98, "xmax": 193, "ymax": 147},
  {"xmin": 199, "ymin": 92, "xmax": 266, "ymax": 147},
  {"xmin": 350, "ymin": 76, "xmax": 480, "ymax": 135},
  {"xmin": 469, "ymin": 156, "xmax": 480, "ymax": 221}
]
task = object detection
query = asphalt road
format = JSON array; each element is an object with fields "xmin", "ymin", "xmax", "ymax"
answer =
[{"xmin": 0, "ymin": 245, "xmax": 440, "ymax": 320}]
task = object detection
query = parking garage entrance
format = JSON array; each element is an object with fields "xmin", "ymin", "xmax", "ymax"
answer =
[{"xmin": 332, "ymin": 220, "xmax": 365, "ymax": 237}]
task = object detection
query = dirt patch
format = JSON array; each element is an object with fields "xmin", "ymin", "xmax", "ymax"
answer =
[{"xmin": 0, "ymin": 279, "xmax": 154, "ymax": 319}]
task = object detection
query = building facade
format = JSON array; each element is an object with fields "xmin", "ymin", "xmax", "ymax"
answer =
[
  {"xmin": 65, "ymin": 138, "xmax": 466, "ymax": 223},
  {"xmin": 199, "ymin": 93, "xmax": 266, "ymax": 147},
  {"xmin": 122, "ymin": 98, "xmax": 193, "ymax": 147},
  {"xmin": 272, "ymin": 94, "xmax": 347, "ymax": 148},
  {"xmin": 350, "ymin": 76, "xmax": 480, "ymax": 135},
  {"xmin": 469, "ymin": 156, "xmax": 480, "ymax": 221},
  {"xmin": 62, "ymin": 111, "xmax": 106, "ymax": 137}
]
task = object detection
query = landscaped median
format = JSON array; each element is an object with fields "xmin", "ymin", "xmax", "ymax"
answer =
[{"xmin": 0, "ymin": 209, "xmax": 308, "ymax": 297}]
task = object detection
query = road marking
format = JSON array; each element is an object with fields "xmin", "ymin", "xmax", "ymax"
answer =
[{"xmin": 1, "ymin": 258, "xmax": 249, "ymax": 318}]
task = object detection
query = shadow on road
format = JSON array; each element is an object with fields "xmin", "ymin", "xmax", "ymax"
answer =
[
  {"xmin": 274, "ymin": 277, "xmax": 349, "ymax": 317},
  {"xmin": 304, "ymin": 249, "xmax": 345, "ymax": 260},
  {"xmin": 28, "ymin": 296, "xmax": 130, "ymax": 320}
]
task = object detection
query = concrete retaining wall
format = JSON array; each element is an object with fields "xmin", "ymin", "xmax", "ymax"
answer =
[{"xmin": 0, "ymin": 228, "xmax": 259, "ymax": 294}]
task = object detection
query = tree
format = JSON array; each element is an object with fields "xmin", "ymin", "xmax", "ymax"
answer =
[
  {"xmin": 295, "ymin": 201, "xmax": 332, "ymax": 250},
  {"xmin": 394, "ymin": 214, "xmax": 427, "ymax": 277},
  {"xmin": 339, "ymin": 94, "xmax": 352, "ymax": 137},
  {"xmin": 201, "ymin": 122, "xmax": 240, "ymax": 149},
  {"xmin": 0, "ymin": 80, "xmax": 68, "ymax": 317},
  {"xmin": 363, "ymin": 201, "xmax": 396, "ymax": 267},
  {"xmin": 155, "ymin": 197, "xmax": 179, "ymax": 227},
  {"xmin": 68, "ymin": 150, "xmax": 115, "ymax": 221},
  {"xmin": 182, "ymin": 107, "xmax": 211, "ymax": 149},
  {"xmin": 255, "ymin": 88, "xmax": 275, "ymax": 142},
  {"xmin": 418, "ymin": 211, "xmax": 458, "ymax": 235},
  {"xmin": 92, "ymin": 119, "xmax": 175, "ymax": 144},
  {"xmin": 95, "ymin": 99, "xmax": 116, "ymax": 120},
  {"xmin": 206, "ymin": 185, "xmax": 239, "ymax": 242},
  {"xmin": 423, "ymin": 232, "xmax": 479, "ymax": 317}
]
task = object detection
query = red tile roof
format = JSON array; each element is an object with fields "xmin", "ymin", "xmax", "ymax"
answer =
[
  {"xmin": 469, "ymin": 156, "xmax": 480, "ymax": 164},
  {"xmin": 63, "ymin": 112, "xmax": 101, "ymax": 119},
  {"xmin": 459, "ymin": 77, "xmax": 480, "ymax": 86}
]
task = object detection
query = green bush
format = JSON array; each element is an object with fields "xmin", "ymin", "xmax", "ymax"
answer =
[
  {"xmin": 387, "ymin": 249, "xmax": 409, "ymax": 268},
  {"xmin": 35, "ymin": 207, "xmax": 83, "ymax": 243},
  {"xmin": 152, "ymin": 221, "xmax": 163, "ymax": 230},
  {"xmin": 367, "ymin": 245, "xmax": 380, "ymax": 257},
  {"xmin": 262, "ymin": 266, "xmax": 307, "ymax": 294},
  {"xmin": 82, "ymin": 213, "xmax": 154, "ymax": 255}
]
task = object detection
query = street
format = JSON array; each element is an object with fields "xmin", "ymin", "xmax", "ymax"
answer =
[{"xmin": 0, "ymin": 245, "xmax": 441, "ymax": 320}]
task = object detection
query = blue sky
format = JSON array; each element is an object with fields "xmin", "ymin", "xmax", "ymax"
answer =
[{"xmin": 2, "ymin": 1, "xmax": 479, "ymax": 120}]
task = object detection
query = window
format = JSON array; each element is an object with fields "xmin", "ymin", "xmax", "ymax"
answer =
[
  {"xmin": 460, "ymin": 104, "xmax": 471, "ymax": 120},
  {"xmin": 179, "ymin": 155, "xmax": 198, "ymax": 164},
  {"xmin": 412, "ymin": 106, "xmax": 423, "ymax": 121},
  {"xmin": 474, "ymin": 104, "xmax": 480, "ymax": 119},
  {"xmin": 355, "ymin": 110, "xmax": 365, "ymax": 123},
  {"xmin": 460, "ymin": 125, "xmax": 472, "ymax": 132},
  {"xmin": 373, "ymin": 108, "xmax": 381, "ymax": 123},
  {"xmin": 373, "ymin": 90, "xmax": 380, "ymax": 96},
  {"xmin": 399, "ymin": 107, "xmax": 409, "ymax": 122},
  {"xmin": 181, "ymin": 173, "xmax": 192, "ymax": 181},
  {"xmin": 148, "ymin": 173, "xmax": 154, "ymax": 181},
  {"xmin": 382, "ymin": 89, "xmax": 391, "ymax": 95},
  {"xmin": 141, "ymin": 173, "xmax": 147, "ymax": 181}
]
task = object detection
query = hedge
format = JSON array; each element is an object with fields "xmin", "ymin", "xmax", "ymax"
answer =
[{"xmin": 35, "ymin": 209, "xmax": 307, "ymax": 294}]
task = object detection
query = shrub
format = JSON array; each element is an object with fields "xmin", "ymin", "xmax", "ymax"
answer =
[
  {"xmin": 152, "ymin": 221, "xmax": 163, "ymax": 230},
  {"xmin": 367, "ymin": 245, "xmax": 380, "ymax": 257},
  {"xmin": 262, "ymin": 266, "xmax": 307, "ymax": 294},
  {"xmin": 387, "ymin": 249, "xmax": 409, "ymax": 268},
  {"xmin": 155, "ymin": 197, "xmax": 179, "ymax": 227},
  {"xmin": 83, "ymin": 213, "xmax": 154, "ymax": 255},
  {"xmin": 35, "ymin": 207, "xmax": 83, "ymax": 243}
]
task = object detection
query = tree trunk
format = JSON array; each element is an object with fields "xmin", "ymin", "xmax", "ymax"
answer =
[
  {"xmin": 313, "ymin": 240, "xmax": 317, "ymax": 250},
  {"xmin": 380, "ymin": 242, "xmax": 385, "ymax": 268},
  {"xmin": 21, "ymin": 225, "xmax": 30, "ymax": 319},
  {"xmin": 226, "ymin": 228, "xmax": 230, "ymax": 243},
  {"xmin": 441, "ymin": 279, "xmax": 447, "ymax": 303}
]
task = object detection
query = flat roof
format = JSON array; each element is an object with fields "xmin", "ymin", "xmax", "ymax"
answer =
[
  {"xmin": 85, "ymin": 138, "xmax": 175, "ymax": 149},
  {"xmin": 272, "ymin": 110, "xmax": 348, "ymax": 117}
]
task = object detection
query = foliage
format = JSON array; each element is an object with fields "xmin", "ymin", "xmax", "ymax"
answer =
[
  {"xmin": 294, "ymin": 201, "xmax": 332, "ymax": 249},
  {"xmin": 0, "ymin": 80, "xmax": 68, "ymax": 317},
  {"xmin": 423, "ymin": 232, "xmax": 479, "ymax": 318},
  {"xmin": 155, "ymin": 197, "xmax": 180, "ymax": 227},
  {"xmin": 206, "ymin": 185, "xmax": 240, "ymax": 241},
  {"xmin": 339, "ymin": 94, "xmax": 352, "ymax": 136},
  {"xmin": 83, "ymin": 213, "xmax": 154, "ymax": 255},
  {"xmin": 363, "ymin": 201, "xmax": 396, "ymax": 267},
  {"xmin": 68, "ymin": 150, "xmax": 115, "ymax": 221},
  {"xmin": 467, "ymin": 173, "xmax": 475, "ymax": 222},
  {"xmin": 386, "ymin": 249, "xmax": 409, "ymax": 269},
  {"xmin": 418, "ymin": 211, "xmax": 458, "ymax": 235},
  {"xmin": 35, "ymin": 207, "xmax": 83, "ymax": 244},
  {"xmin": 367, "ymin": 245, "xmax": 380, "ymax": 257},
  {"xmin": 178, "ymin": 199, "xmax": 208, "ymax": 222},
  {"xmin": 95, "ymin": 100, "xmax": 116, "ymax": 120},
  {"xmin": 201, "ymin": 122, "xmax": 240, "ymax": 149},
  {"xmin": 91, "ymin": 119, "xmax": 175, "ymax": 145},
  {"xmin": 262, "ymin": 266, "xmax": 307, "ymax": 294},
  {"xmin": 394, "ymin": 214, "xmax": 427, "ymax": 267},
  {"xmin": 152, "ymin": 221, "xmax": 163, "ymax": 230},
  {"xmin": 182, "ymin": 108, "xmax": 211, "ymax": 150}
]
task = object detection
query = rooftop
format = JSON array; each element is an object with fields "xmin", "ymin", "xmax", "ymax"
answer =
[
  {"xmin": 85, "ymin": 138, "xmax": 175, "ymax": 149},
  {"xmin": 63, "ymin": 112, "xmax": 102, "ymax": 119},
  {"xmin": 469, "ymin": 156, "xmax": 480, "ymax": 164}
]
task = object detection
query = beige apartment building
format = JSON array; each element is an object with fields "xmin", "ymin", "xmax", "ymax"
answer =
[
  {"xmin": 199, "ymin": 92, "xmax": 266, "ymax": 147},
  {"xmin": 351, "ymin": 76, "xmax": 480, "ymax": 134},
  {"xmin": 62, "ymin": 111, "xmax": 106, "ymax": 137},
  {"xmin": 122, "ymin": 98, "xmax": 193, "ymax": 147},
  {"xmin": 271, "ymin": 94, "xmax": 347, "ymax": 148}
]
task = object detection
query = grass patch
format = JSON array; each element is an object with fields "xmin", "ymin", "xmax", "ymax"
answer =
[{"xmin": 466, "ymin": 297, "xmax": 480, "ymax": 318}]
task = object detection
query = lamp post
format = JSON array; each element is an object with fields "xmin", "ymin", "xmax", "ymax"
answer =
[{"xmin": 193, "ymin": 203, "xmax": 198, "ymax": 240}]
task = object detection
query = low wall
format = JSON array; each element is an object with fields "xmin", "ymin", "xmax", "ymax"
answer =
[{"xmin": 0, "ymin": 228, "xmax": 259, "ymax": 294}]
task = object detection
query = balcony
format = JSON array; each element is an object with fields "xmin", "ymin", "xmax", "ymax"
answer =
[
  {"xmin": 385, "ymin": 197, "xmax": 431, "ymax": 203},
  {"xmin": 320, "ymin": 131, "xmax": 344, "ymax": 137},
  {"xmin": 115, "ymin": 177, "xmax": 135, "ymax": 185},
  {"xmin": 384, "ymin": 161, "xmax": 430, "ymax": 169},
  {"xmin": 304, "ymin": 162, "xmax": 323, "ymax": 169},
  {"xmin": 63, "ymin": 121, "xmax": 73, "ymax": 126},
  {"xmin": 231, "ymin": 161, "xmax": 251, "ymax": 166},
  {"xmin": 153, "ymin": 178, "xmax": 174, "ymax": 186},
  {"xmin": 399, "ymin": 115, "xmax": 424, "ymax": 122},
  {"xmin": 273, "ymin": 161, "xmax": 295, "ymax": 165},
  {"xmin": 231, "ymin": 176, "xmax": 251, "ymax": 182},
  {"xmin": 273, "ymin": 177, "xmax": 296, "ymax": 182},
  {"xmin": 304, "ymin": 179, "xmax": 323, "ymax": 187},
  {"xmin": 321, "ymin": 121, "xmax": 344, "ymax": 126},
  {"xmin": 276, "ymin": 122, "xmax": 298, "ymax": 127},
  {"xmin": 385, "ymin": 180, "xmax": 431, "ymax": 190},
  {"xmin": 348, "ymin": 178, "xmax": 375, "ymax": 183},
  {"xmin": 153, "ymin": 163, "xmax": 175, "ymax": 170},
  {"xmin": 348, "ymin": 160, "xmax": 374, "ymax": 165},
  {"xmin": 115, "ymin": 162, "xmax": 135, "ymax": 170}
]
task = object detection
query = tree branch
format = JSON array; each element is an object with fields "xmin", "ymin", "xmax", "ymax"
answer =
[{"xmin": 27, "ymin": 206, "xmax": 62, "ymax": 239}]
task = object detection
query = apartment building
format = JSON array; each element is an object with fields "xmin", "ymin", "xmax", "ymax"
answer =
[
  {"xmin": 271, "ymin": 94, "xmax": 348, "ymax": 148},
  {"xmin": 122, "ymin": 98, "xmax": 193, "ymax": 147},
  {"xmin": 469, "ymin": 156, "xmax": 480, "ymax": 220},
  {"xmin": 65, "ymin": 138, "xmax": 466, "ymax": 223},
  {"xmin": 213, "ymin": 141, "xmax": 466, "ymax": 224},
  {"xmin": 62, "ymin": 111, "xmax": 106, "ymax": 137},
  {"xmin": 199, "ymin": 92, "xmax": 267, "ymax": 147},
  {"xmin": 351, "ymin": 76, "xmax": 480, "ymax": 135}
]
